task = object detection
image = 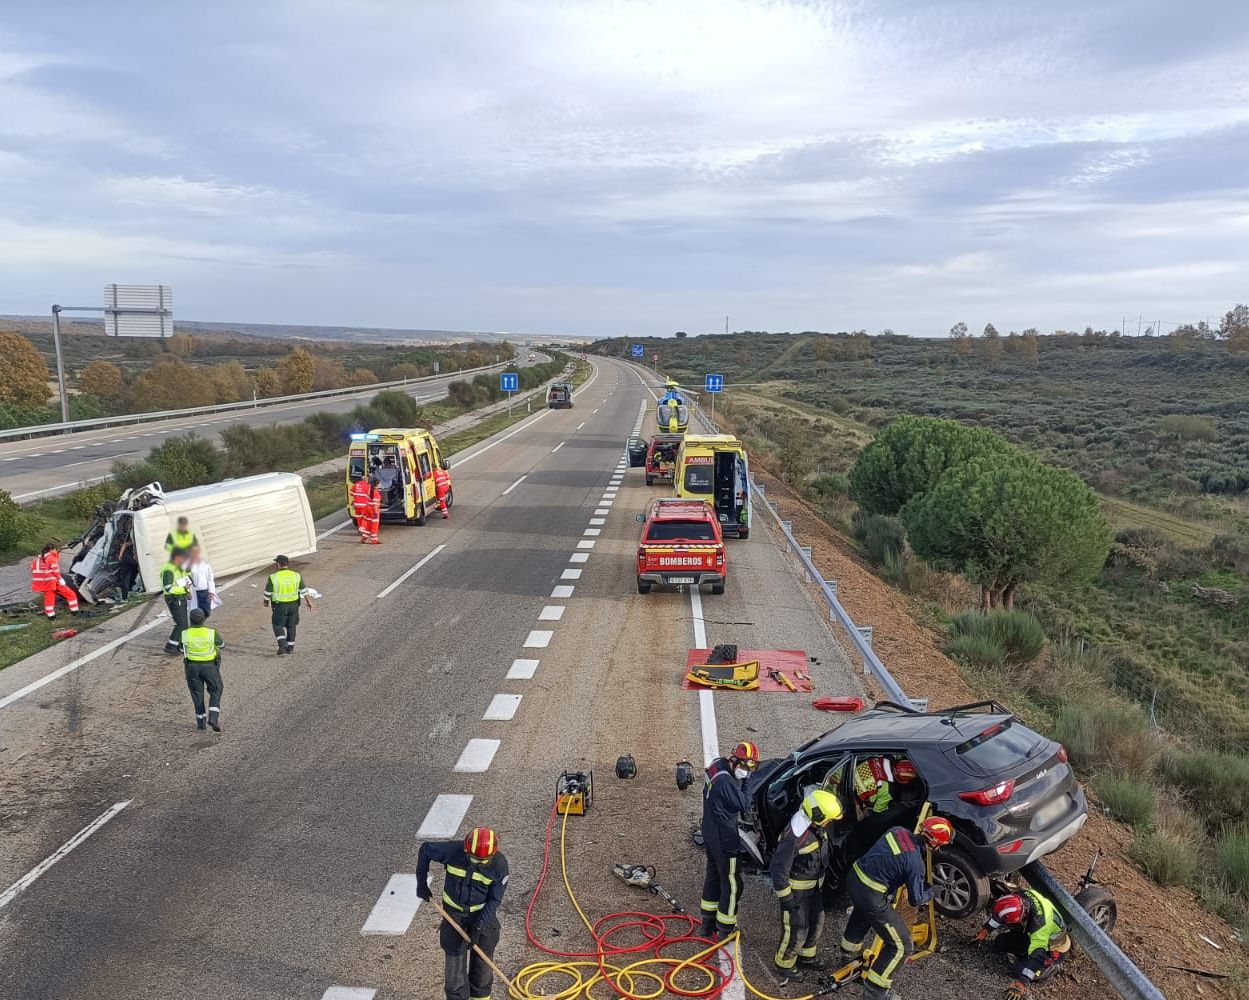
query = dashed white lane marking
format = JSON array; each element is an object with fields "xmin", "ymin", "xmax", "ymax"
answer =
[
  {"xmin": 417, "ymin": 794, "xmax": 474, "ymax": 837},
  {"xmin": 600, "ymin": 496, "xmax": 615, "ymax": 505},
  {"xmin": 589, "ymin": 518, "xmax": 606, "ymax": 526},
  {"xmin": 323, "ymin": 988, "xmax": 376, "ymax": 1000},
  {"xmin": 551, "ymin": 585, "xmax": 575, "ymax": 598},
  {"xmin": 501, "ymin": 474, "xmax": 527, "ymax": 495},
  {"xmin": 569, "ymin": 552, "xmax": 590, "ymax": 564},
  {"xmin": 484, "ymin": 693, "xmax": 522, "ymax": 720},
  {"xmin": 593, "ymin": 510, "xmax": 609, "ymax": 517},
  {"xmin": 454, "ymin": 738, "xmax": 501, "ymax": 772},
  {"xmin": 361, "ymin": 874, "xmax": 421, "ymax": 935},
  {"xmin": 538, "ymin": 605, "xmax": 565, "ymax": 621},
  {"xmin": 0, "ymin": 800, "xmax": 133, "ymax": 912},
  {"xmin": 376, "ymin": 544, "xmax": 446, "ymax": 599},
  {"xmin": 577, "ymin": 540, "xmax": 596, "ymax": 549},
  {"xmin": 584, "ymin": 528, "xmax": 601, "ymax": 537},
  {"xmin": 577, "ymin": 422, "xmax": 586, "ymax": 430},
  {"xmin": 69, "ymin": 445, "xmax": 85, "ymax": 450},
  {"xmin": 551, "ymin": 441, "xmax": 565, "ymax": 453},
  {"xmin": 592, "ymin": 408, "xmax": 599, "ymax": 413},
  {"xmin": 524, "ymin": 629, "xmax": 554, "ymax": 648},
  {"xmin": 561, "ymin": 568, "xmax": 582, "ymax": 580},
  {"xmin": 507, "ymin": 658, "xmax": 539, "ymax": 680}
]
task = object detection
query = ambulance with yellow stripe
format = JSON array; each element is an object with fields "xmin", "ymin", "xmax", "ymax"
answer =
[{"xmin": 673, "ymin": 433, "xmax": 751, "ymax": 539}]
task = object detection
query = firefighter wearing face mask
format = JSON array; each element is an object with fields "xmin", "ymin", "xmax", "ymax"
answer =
[
  {"xmin": 698, "ymin": 740, "xmax": 760, "ymax": 939},
  {"xmin": 772, "ymin": 788, "xmax": 844, "ymax": 974},
  {"xmin": 417, "ymin": 827, "xmax": 509, "ymax": 1000}
]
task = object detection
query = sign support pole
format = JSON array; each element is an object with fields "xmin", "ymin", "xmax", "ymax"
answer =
[{"xmin": 50, "ymin": 305, "xmax": 71, "ymax": 425}]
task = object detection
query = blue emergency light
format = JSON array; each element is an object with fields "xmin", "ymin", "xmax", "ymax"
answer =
[{"xmin": 350, "ymin": 433, "xmax": 380, "ymax": 442}]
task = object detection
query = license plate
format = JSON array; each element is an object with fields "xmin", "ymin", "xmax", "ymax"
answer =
[
  {"xmin": 1035, "ymin": 796, "xmax": 1069, "ymax": 826},
  {"xmin": 666, "ymin": 576, "xmax": 696, "ymax": 585}
]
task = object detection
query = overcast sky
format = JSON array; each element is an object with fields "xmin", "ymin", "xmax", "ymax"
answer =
[{"xmin": 2, "ymin": 1, "xmax": 1248, "ymax": 338}]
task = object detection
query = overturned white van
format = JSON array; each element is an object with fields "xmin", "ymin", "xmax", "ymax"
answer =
[{"xmin": 67, "ymin": 473, "xmax": 317, "ymax": 601}]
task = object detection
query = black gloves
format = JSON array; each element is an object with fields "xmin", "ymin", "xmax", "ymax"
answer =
[{"xmin": 417, "ymin": 881, "xmax": 432, "ymax": 902}]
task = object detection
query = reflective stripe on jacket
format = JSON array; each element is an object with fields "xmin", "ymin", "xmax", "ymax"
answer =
[
  {"xmin": 161, "ymin": 562, "xmax": 190, "ymax": 596},
  {"xmin": 417, "ymin": 840, "xmax": 509, "ymax": 922},
  {"xmin": 1023, "ymin": 889, "xmax": 1067, "ymax": 956},
  {"xmin": 769, "ymin": 812, "xmax": 827, "ymax": 896},
  {"xmin": 165, "ymin": 530, "xmax": 196, "ymax": 552},
  {"xmin": 853, "ymin": 826, "xmax": 931, "ymax": 906},
  {"xmin": 31, "ymin": 552, "xmax": 61, "ymax": 592},
  {"xmin": 350, "ymin": 480, "xmax": 377, "ymax": 516},
  {"xmin": 181, "ymin": 627, "xmax": 223, "ymax": 661}
]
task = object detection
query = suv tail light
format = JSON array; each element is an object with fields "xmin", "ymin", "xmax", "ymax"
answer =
[
  {"xmin": 959, "ymin": 778, "xmax": 1015, "ymax": 806},
  {"xmin": 716, "ymin": 551, "xmax": 724, "ymax": 567}
]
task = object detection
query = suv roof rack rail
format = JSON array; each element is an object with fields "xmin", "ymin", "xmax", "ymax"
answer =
[
  {"xmin": 873, "ymin": 700, "xmax": 922, "ymax": 715},
  {"xmin": 872, "ymin": 698, "xmax": 1013, "ymax": 717}
]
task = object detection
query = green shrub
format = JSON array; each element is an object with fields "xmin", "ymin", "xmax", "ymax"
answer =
[
  {"xmin": 948, "ymin": 609, "xmax": 1046, "ymax": 666},
  {"xmin": 111, "ymin": 434, "xmax": 223, "ymax": 492},
  {"xmin": 1094, "ymin": 774, "xmax": 1156, "ymax": 828},
  {"xmin": 812, "ymin": 473, "xmax": 849, "ymax": 497},
  {"xmin": 0, "ymin": 489, "xmax": 20, "ymax": 549},
  {"xmin": 63, "ymin": 482, "xmax": 118, "ymax": 521},
  {"xmin": 306, "ymin": 411, "xmax": 356, "ymax": 453},
  {"xmin": 851, "ymin": 511, "xmax": 905, "ymax": 565},
  {"xmin": 944, "ymin": 632, "xmax": 1005, "ymax": 669},
  {"xmin": 1161, "ymin": 749, "xmax": 1249, "ymax": 833},
  {"xmin": 1129, "ymin": 828, "xmax": 1199, "ymax": 887},
  {"xmin": 1158, "ymin": 414, "xmax": 1217, "ymax": 441},
  {"xmin": 1219, "ymin": 827, "xmax": 1249, "ymax": 896},
  {"xmin": 370, "ymin": 390, "xmax": 421, "ymax": 426},
  {"xmin": 1055, "ymin": 701, "xmax": 1159, "ymax": 778}
]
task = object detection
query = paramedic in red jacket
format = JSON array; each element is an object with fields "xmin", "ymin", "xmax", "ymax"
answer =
[
  {"xmin": 433, "ymin": 465, "xmax": 452, "ymax": 519},
  {"xmin": 31, "ymin": 543, "xmax": 80, "ymax": 619}
]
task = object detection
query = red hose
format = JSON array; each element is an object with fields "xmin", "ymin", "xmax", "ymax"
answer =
[{"xmin": 522, "ymin": 800, "xmax": 734, "ymax": 998}]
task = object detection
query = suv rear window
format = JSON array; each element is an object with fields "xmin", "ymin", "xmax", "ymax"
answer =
[
  {"xmin": 954, "ymin": 719, "xmax": 1038, "ymax": 770},
  {"xmin": 647, "ymin": 521, "xmax": 716, "ymax": 542}
]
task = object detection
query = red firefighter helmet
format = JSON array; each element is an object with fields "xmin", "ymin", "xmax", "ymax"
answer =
[
  {"xmin": 893, "ymin": 759, "xmax": 918, "ymax": 784},
  {"xmin": 730, "ymin": 741, "xmax": 760, "ymax": 770},
  {"xmin": 918, "ymin": 816, "xmax": 955, "ymax": 848},
  {"xmin": 989, "ymin": 893, "xmax": 1030, "ymax": 926},
  {"xmin": 464, "ymin": 827, "xmax": 498, "ymax": 860}
]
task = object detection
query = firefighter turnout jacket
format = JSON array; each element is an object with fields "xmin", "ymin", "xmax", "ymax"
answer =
[
  {"xmin": 702, "ymin": 757, "xmax": 751, "ymax": 853},
  {"xmin": 987, "ymin": 889, "xmax": 1069, "ymax": 963},
  {"xmin": 769, "ymin": 812, "xmax": 827, "ymax": 899},
  {"xmin": 854, "ymin": 826, "xmax": 932, "ymax": 906},
  {"xmin": 417, "ymin": 841, "xmax": 509, "ymax": 922}
]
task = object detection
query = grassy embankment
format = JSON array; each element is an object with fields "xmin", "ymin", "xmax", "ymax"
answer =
[{"xmin": 596, "ymin": 332, "xmax": 1249, "ymax": 931}]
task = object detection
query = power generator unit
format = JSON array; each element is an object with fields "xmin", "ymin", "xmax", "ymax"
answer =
[{"xmin": 555, "ymin": 770, "xmax": 594, "ymax": 816}]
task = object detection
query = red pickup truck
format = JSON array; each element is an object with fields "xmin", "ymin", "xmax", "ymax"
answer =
[
  {"xmin": 636, "ymin": 498, "xmax": 726, "ymax": 595},
  {"xmin": 644, "ymin": 433, "xmax": 683, "ymax": 486}
]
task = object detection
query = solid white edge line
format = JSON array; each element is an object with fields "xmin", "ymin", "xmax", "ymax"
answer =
[
  {"xmin": 377, "ymin": 544, "xmax": 446, "ymax": 600},
  {"xmin": 454, "ymin": 738, "xmax": 501, "ymax": 772},
  {"xmin": 0, "ymin": 800, "xmax": 132, "ymax": 911},
  {"xmin": 417, "ymin": 793, "xmax": 474, "ymax": 838},
  {"xmin": 501, "ymin": 474, "xmax": 527, "ymax": 495},
  {"xmin": 360, "ymin": 873, "xmax": 422, "ymax": 935}
]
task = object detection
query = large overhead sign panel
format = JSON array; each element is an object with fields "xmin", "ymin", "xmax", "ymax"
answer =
[{"xmin": 104, "ymin": 284, "xmax": 173, "ymax": 338}]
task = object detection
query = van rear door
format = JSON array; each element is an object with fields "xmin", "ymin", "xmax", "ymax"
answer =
[{"xmin": 713, "ymin": 451, "xmax": 737, "ymax": 521}]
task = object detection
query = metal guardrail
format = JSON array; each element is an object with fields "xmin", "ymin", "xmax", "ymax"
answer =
[
  {"xmin": 668, "ymin": 369, "xmax": 1167, "ymax": 1000},
  {"xmin": 0, "ymin": 360, "xmax": 515, "ymax": 442}
]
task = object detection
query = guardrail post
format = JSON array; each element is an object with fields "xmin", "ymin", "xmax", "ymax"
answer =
[
  {"xmin": 824, "ymin": 579, "xmax": 838, "ymax": 597},
  {"xmin": 782, "ymin": 520, "xmax": 792, "ymax": 534},
  {"xmin": 768, "ymin": 500, "xmax": 779, "ymax": 514},
  {"xmin": 857, "ymin": 625, "xmax": 873, "ymax": 647},
  {"xmin": 798, "ymin": 545, "xmax": 814, "ymax": 579}
]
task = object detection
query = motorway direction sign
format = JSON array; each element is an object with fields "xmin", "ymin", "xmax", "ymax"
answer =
[
  {"xmin": 500, "ymin": 372, "xmax": 520, "ymax": 393},
  {"xmin": 704, "ymin": 374, "xmax": 724, "ymax": 393},
  {"xmin": 630, "ymin": 344, "xmax": 644, "ymax": 358},
  {"xmin": 104, "ymin": 284, "xmax": 173, "ymax": 338}
]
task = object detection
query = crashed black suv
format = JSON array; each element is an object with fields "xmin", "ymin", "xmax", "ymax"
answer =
[{"xmin": 738, "ymin": 701, "xmax": 1087, "ymax": 918}]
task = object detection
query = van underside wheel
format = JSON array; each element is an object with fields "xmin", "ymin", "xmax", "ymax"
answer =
[
  {"xmin": 414, "ymin": 500, "xmax": 427, "ymax": 526},
  {"xmin": 737, "ymin": 528, "xmax": 749, "ymax": 540}
]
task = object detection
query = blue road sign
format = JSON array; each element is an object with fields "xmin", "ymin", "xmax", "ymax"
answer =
[
  {"xmin": 630, "ymin": 344, "xmax": 644, "ymax": 358},
  {"xmin": 500, "ymin": 372, "xmax": 519, "ymax": 393},
  {"xmin": 705, "ymin": 373, "xmax": 725, "ymax": 393}
]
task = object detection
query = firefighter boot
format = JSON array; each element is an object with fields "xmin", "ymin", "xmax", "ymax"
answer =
[
  {"xmin": 196, "ymin": 716, "xmax": 207, "ymax": 731},
  {"xmin": 208, "ymin": 710, "xmax": 222, "ymax": 733},
  {"xmin": 698, "ymin": 915, "xmax": 718, "ymax": 939}
]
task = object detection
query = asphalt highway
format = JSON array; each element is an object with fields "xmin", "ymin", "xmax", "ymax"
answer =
[
  {"xmin": 0, "ymin": 356, "xmax": 1006, "ymax": 1000},
  {"xmin": 0, "ymin": 355, "xmax": 541, "ymax": 503}
]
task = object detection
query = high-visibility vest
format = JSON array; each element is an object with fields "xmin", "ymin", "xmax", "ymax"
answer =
[
  {"xmin": 181, "ymin": 627, "xmax": 219, "ymax": 662},
  {"xmin": 161, "ymin": 562, "xmax": 189, "ymax": 596},
  {"xmin": 1023, "ymin": 889, "xmax": 1067, "ymax": 955},
  {"xmin": 350, "ymin": 480, "xmax": 375, "ymax": 516},
  {"xmin": 166, "ymin": 529, "xmax": 196, "ymax": 552},
  {"xmin": 30, "ymin": 553, "xmax": 60, "ymax": 592},
  {"xmin": 268, "ymin": 569, "xmax": 302, "ymax": 602}
]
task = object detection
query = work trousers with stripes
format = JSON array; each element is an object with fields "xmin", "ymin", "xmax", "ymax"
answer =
[
  {"xmin": 842, "ymin": 874, "xmax": 912, "ymax": 998},
  {"xmin": 774, "ymin": 886, "xmax": 825, "ymax": 969},
  {"xmin": 439, "ymin": 912, "xmax": 500, "ymax": 1000},
  {"xmin": 700, "ymin": 840, "xmax": 744, "ymax": 934}
]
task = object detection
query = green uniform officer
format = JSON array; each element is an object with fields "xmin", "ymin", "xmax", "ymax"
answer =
[
  {"xmin": 165, "ymin": 516, "xmax": 197, "ymax": 554},
  {"xmin": 161, "ymin": 547, "xmax": 193, "ymax": 653},
  {"xmin": 264, "ymin": 554, "xmax": 311, "ymax": 655},
  {"xmin": 181, "ymin": 607, "xmax": 225, "ymax": 731}
]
